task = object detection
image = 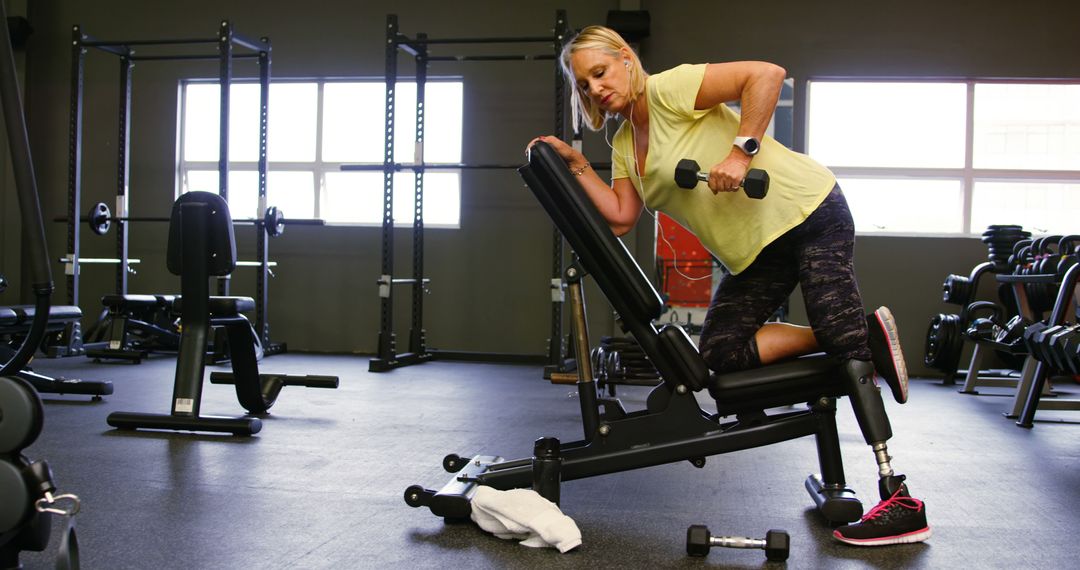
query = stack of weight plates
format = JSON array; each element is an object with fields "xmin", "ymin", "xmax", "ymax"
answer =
[{"xmin": 982, "ymin": 225, "xmax": 1031, "ymax": 272}]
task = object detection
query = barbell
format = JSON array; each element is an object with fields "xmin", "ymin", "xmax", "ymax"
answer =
[{"xmin": 57, "ymin": 202, "xmax": 322, "ymax": 238}]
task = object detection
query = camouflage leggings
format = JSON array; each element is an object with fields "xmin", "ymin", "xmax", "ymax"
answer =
[{"xmin": 698, "ymin": 186, "xmax": 872, "ymax": 373}]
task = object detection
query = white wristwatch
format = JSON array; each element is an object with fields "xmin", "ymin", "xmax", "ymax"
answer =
[{"xmin": 733, "ymin": 136, "xmax": 760, "ymax": 156}]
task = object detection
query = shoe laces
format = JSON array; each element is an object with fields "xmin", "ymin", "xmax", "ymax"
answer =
[{"xmin": 861, "ymin": 487, "xmax": 923, "ymax": 522}]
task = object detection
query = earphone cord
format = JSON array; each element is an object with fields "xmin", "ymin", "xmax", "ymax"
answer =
[{"xmin": 617, "ymin": 81, "xmax": 712, "ymax": 284}]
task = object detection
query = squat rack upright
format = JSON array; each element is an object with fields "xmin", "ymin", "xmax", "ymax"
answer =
[
  {"xmin": 66, "ymin": 21, "xmax": 284, "ymax": 354},
  {"xmin": 345, "ymin": 12, "xmax": 572, "ymax": 373}
]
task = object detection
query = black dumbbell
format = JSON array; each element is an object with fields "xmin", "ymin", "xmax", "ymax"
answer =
[
  {"xmin": 686, "ymin": 524, "xmax": 789, "ymax": 562},
  {"xmin": 674, "ymin": 159, "xmax": 769, "ymax": 199}
]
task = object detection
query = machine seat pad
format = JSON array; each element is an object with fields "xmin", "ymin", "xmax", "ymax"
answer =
[
  {"xmin": 709, "ymin": 354, "xmax": 845, "ymax": 408},
  {"xmin": 101, "ymin": 294, "xmax": 163, "ymax": 309},
  {"xmin": 173, "ymin": 296, "xmax": 255, "ymax": 316},
  {"xmin": 11, "ymin": 304, "xmax": 83, "ymax": 323},
  {"xmin": 0, "ymin": 306, "xmax": 18, "ymax": 327}
]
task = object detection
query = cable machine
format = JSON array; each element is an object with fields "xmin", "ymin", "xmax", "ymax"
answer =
[
  {"xmin": 65, "ymin": 21, "xmax": 284, "ymax": 355},
  {"xmin": 344, "ymin": 11, "xmax": 573, "ymax": 373}
]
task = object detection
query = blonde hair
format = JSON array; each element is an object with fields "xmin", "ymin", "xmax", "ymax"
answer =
[{"xmin": 560, "ymin": 25, "xmax": 646, "ymax": 132}]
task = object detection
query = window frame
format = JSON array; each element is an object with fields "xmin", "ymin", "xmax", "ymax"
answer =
[
  {"xmin": 176, "ymin": 76, "xmax": 464, "ymax": 229},
  {"xmin": 802, "ymin": 77, "xmax": 1080, "ymax": 237}
]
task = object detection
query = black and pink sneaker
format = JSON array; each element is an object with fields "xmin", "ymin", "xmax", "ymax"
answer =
[
  {"xmin": 833, "ymin": 485, "xmax": 931, "ymax": 547},
  {"xmin": 867, "ymin": 306, "xmax": 908, "ymax": 404}
]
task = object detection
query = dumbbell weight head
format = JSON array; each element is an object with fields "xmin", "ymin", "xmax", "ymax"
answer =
[
  {"xmin": 686, "ymin": 524, "xmax": 711, "ymax": 556},
  {"xmin": 765, "ymin": 529, "xmax": 791, "ymax": 562}
]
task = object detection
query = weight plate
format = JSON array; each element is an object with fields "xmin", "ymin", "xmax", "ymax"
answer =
[
  {"xmin": 0, "ymin": 460, "xmax": 32, "ymax": 533},
  {"xmin": 0, "ymin": 376, "xmax": 44, "ymax": 454}
]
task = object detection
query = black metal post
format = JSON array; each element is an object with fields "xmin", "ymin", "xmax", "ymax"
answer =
[
  {"xmin": 408, "ymin": 34, "xmax": 428, "ymax": 357},
  {"xmin": 546, "ymin": 9, "xmax": 570, "ymax": 376},
  {"xmin": 372, "ymin": 14, "xmax": 399, "ymax": 369},
  {"xmin": 256, "ymin": 40, "xmax": 273, "ymax": 350},
  {"xmin": 66, "ymin": 26, "xmax": 86, "ymax": 306},
  {"xmin": 217, "ymin": 20, "xmax": 233, "ymax": 297},
  {"xmin": 116, "ymin": 52, "xmax": 133, "ymax": 296}
]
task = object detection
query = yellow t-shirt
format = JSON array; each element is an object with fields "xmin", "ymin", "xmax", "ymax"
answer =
[{"xmin": 612, "ymin": 63, "xmax": 835, "ymax": 274}]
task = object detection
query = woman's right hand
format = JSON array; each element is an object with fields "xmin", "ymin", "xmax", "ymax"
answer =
[{"xmin": 526, "ymin": 135, "xmax": 576, "ymax": 164}]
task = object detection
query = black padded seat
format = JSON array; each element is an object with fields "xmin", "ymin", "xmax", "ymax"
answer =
[
  {"xmin": 101, "ymin": 294, "xmax": 162, "ymax": 309},
  {"xmin": 173, "ymin": 296, "xmax": 255, "ymax": 316},
  {"xmin": 0, "ymin": 306, "xmax": 18, "ymax": 327},
  {"xmin": 709, "ymin": 354, "xmax": 844, "ymax": 415},
  {"xmin": 11, "ymin": 304, "xmax": 83, "ymax": 323}
]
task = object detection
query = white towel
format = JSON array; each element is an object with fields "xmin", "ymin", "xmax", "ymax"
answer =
[{"xmin": 470, "ymin": 486, "xmax": 582, "ymax": 553}]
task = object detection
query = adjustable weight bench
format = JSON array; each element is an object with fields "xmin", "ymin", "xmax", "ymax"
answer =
[
  {"xmin": 84, "ymin": 294, "xmax": 180, "ymax": 363},
  {"xmin": 403, "ymin": 141, "xmax": 866, "ymax": 524},
  {"xmin": 1, "ymin": 304, "xmax": 113, "ymax": 398}
]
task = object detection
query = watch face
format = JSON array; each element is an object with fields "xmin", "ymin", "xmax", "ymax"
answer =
[{"xmin": 744, "ymin": 138, "xmax": 760, "ymax": 153}]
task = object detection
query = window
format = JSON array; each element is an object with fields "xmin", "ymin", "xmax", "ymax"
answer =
[
  {"xmin": 807, "ymin": 80, "xmax": 1080, "ymax": 235},
  {"xmin": 178, "ymin": 79, "xmax": 464, "ymax": 227}
]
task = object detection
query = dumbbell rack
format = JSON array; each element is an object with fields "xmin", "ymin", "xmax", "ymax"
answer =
[{"xmin": 1008, "ymin": 260, "xmax": 1080, "ymax": 426}]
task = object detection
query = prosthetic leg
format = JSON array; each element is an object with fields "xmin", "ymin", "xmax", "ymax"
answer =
[{"xmin": 842, "ymin": 359, "xmax": 907, "ymax": 500}]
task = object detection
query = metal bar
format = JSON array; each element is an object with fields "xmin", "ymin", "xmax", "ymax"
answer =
[
  {"xmin": 116, "ymin": 55, "xmax": 133, "ymax": 296},
  {"xmin": 829, "ymin": 166, "xmax": 1080, "ymax": 181},
  {"xmin": 548, "ymin": 9, "xmax": 570, "ymax": 373},
  {"xmin": 217, "ymin": 20, "xmax": 233, "ymax": 297},
  {"xmin": 255, "ymin": 43, "xmax": 271, "ymax": 347},
  {"xmin": 58, "ymin": 258, "xmax": 142, "ymax": 264},
  {"xmin": 129, "ymin": 53, "xmax": 260, "ymax": 61},
  {"xmin": 376, "ymin": 14, "xmax": 399, "ymax": 364},
  {"xmin": 409, "ymin": 34, "xmax": 427, "ymax": 356},
  {"xmin": 81, "ymin": 37, "xmax": 218, "ymax": 47},
  {"xmin": 405, "ymin": 36, "xmax": 553, "ymax": 45},
  {"xmin": 67, "ymin": 25, "xmax": 85, "ymax": 305},
  {"xmin": 341, "ymin": 162, "xmax": 524, "ymax": 171},
  {"xmin": 427, "ymin": 54, "xmax": 556, "ymax": 62},
  {"xmin": 230, "ymin": 30, "xmax": 267, "ymax": 52}
]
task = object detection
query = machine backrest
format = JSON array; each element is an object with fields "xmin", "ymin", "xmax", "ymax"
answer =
[
  {"xmin": 518, "ymin": 142, "xmax": 709, "ymax": 391},
  {"xmin": 166, "ymin": 191, "xmax": 237, "ymax": 277},
  {"xmin": 519, "ymin": 142, "xmax": 664, "ymax": 323}
]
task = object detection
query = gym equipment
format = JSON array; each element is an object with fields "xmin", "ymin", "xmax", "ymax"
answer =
[
  {"xmin": 0, "ymin": 5, "xmax": 82, "ymax": 565},
  {"xmin": 403, "ymin": 141, "xmax": 882, "ymax": 528},
  {"xmin": 60, "ymin": 201, "xmax": 313, "ymax": 238},
  {"xmin": 686, "ymin": 524, "xmax": 790, "ymax": 562},
  {"xmin": 1, "ymin": 376, "xmax": 83, "ymax": 570},
  {"xmin": 64, "ymin": 22, "xmax": 286, "ymax": 357},
  {"xmin": 344, "ymin": 13, "xmax": 575, "ymax": 375},
  {"xmin": 673, "ymin": 158, "xmax": 769, "ymax": 199},
  {"xmin": 106, "ymin": 192, "xmax": 338, "ymax": 436},
  {"xmin": 1, "ymin": 305, "xmax": 114, "ymax": 398}
]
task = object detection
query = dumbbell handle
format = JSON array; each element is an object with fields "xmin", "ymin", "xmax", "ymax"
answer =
[
  {"xmin": 709, "ymin": 536, "xmax": 766, "ymax": 550},
  {"xmin": 691, "ymin": 170, "xmax": 758, "ymax": 191}
]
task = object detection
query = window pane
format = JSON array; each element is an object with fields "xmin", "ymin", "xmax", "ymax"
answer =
[
  {"xmin": 269, "ymin": 83, "xmax": 318, "ymax": 162},
  {"xmin": 423, "ymin": 83, "xmax": 463, "ymax": 163},
  {"xmin": 324, "ymin": 171, "xmax": 382, "ymax": 224},
  {"xmin": 972, "ymin": 181, "xmax": 1080, "ymax": 234},
  {"xmin": 838, "ymin": 177, "xmax": 963, "ymax": 233},
  {"xmin": 184, "ymin": 169, "xmax": 219, "ymax": 194},
  {"xmin": 808, "ymin": 82, "xmax": 967, "ymax": 168},
  {"xmin": 974, "ymin": 84, "xmax": 1080, "ymax": 170},
  {"xmin": 182, "ymin": 170, "xmax": 259, "ymax": 219},
  {"xmin": 267, "ymin": 171, "xmax": 315, "ymax": 219},
  {"xmin": 182, "ymin": 83, "xmax": 262, "ymax": 162},
  {"xmin": 228, "ymin": 84, "xmax": 261, "ymax": 162},
  {"xmin": 183, "ymin": 85, "xmax": 221, "ymax": 162},
  {"xmin": 391, "ymin": 172, "xmax": 460, "ymax": 226},
  {"xmin": 322, "ymin": 83, "xmax": 386, "ymax": 162}
]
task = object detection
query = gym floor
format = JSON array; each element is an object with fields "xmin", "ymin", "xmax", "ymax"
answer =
[{"xmin": 16, "ymin": 354, "xmax": 1080, "ymax": 569}]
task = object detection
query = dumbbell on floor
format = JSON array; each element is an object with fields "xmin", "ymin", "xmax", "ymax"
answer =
[
  {"xmin": 674, "ymin": 158, "xmax": 769, "ymax": 199},
  {"xmin": 686, "ymin": 524, "xmax": 790, "ymax": 561}
]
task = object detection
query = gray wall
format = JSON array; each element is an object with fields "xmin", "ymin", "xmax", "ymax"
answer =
[{"xmin": 10, "ymin": 0, "xmax": 1080, "ymax": 376}]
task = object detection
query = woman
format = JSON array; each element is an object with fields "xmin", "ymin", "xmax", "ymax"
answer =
[{"xmin": 529, "ymin": 25, "xmax": 930, "ymax": 547}]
